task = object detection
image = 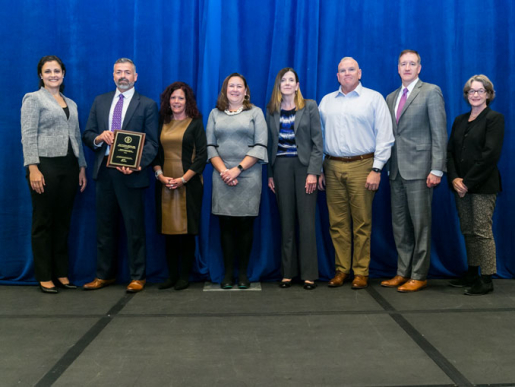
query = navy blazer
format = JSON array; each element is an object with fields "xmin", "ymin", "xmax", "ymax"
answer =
[
  {"xmin": 82, "ymin": 90, "xmax": 158, "ymax": 188},
  {"xmin": 266, "ymin": 99, "xmax": 323, "ymax": 178},
  {"xmin": 447, "ymin": 107, "xmax": 504, "ymax": 194}
]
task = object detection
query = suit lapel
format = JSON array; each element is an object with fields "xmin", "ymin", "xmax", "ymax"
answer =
[
  {"xmin": 122, "ymin": 91, "xmax": 140, "ymax": 131},
  {"xmin": 293, "ymin": 106, "xmax": 304, "ymax": 134},
  {"xmin": 101, "ymin": 92, "xmax": 116, "ymax": 132},
  {"xmin": 273, "ymin": 110, "xmax": 280, "ymax": 138},
  {"xmin": 398, "ymin": 80, "xmax": 423, "ymax": 126},
  {"xmin": 389, "ymin": 88, "xmax": 401, "ymax": 114},
  {"xmin": 389, "ymin": 88, "xmax": 401, "ymax": 133}
]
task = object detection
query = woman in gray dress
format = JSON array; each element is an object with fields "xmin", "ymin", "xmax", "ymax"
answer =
[
  {"xmin": 206, "ymin": 73, "xmax": 268, "ymax": 289},
  {"xmin": 21, "ymin": 55, "xmax": 87, "ymax": 294}
]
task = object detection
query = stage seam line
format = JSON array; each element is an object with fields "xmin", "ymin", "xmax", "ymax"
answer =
[
  {"xmin": 5, "ymin": 307, "xmax": 515, "ymax": 319},
  {"xmin": 366, "ymin": 286, "xmax": 474, "ymax": 387},
  {"xmin": 34, "ymin": 293, "xmax": 135, "ymax": 387}
]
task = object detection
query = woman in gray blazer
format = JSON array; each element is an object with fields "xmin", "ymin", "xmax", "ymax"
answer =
[
  {"xmin": 21, "ymin": 55, "xmax": 87, "ymax": 294},
  {"xmin": 266, "ymin": 68, "xmax": 323, "ymax": 290}
]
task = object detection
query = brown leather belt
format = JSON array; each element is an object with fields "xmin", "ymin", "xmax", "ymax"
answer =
[{"xmin": 326, "ymin": 153, "xmax": 374, "ymax": 162}]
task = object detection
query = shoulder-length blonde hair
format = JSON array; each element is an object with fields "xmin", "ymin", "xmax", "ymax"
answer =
[
  {"xmin": 267, "ymin": 68, "xmax": 305, "ymax": 114},
  {"xmin": 216, "ymin": 73, "xmax": 253, "ymax": 111}
]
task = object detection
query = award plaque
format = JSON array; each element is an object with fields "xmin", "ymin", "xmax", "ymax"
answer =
[{"xmin": 106, "ymin": 130, "xmax": 145, "ymax": 170}]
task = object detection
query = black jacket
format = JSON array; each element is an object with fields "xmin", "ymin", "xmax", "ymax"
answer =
[{"xmin": 447, "ymin": 107, "xmax": 504, "ymax": 194}]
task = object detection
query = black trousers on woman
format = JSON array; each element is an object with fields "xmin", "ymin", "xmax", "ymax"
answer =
[
  {"xmin": 28, "ymin": 150, "xmax": 79, "ymax": 281},
  {"xmin": 165, "ymin": 234, "xmax": 196, "ymax": 282},
  {"xmin": 273, "ymin": 157, "xmax": 319, "ymax": 281},
  {"xmin": 218, "ymin": 216, "xmax": 255, "ymax": 281}
]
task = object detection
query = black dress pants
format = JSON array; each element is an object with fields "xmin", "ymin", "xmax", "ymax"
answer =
[
  {"xmin": 165, "ymin": 234, "xmax": 196, "ymax": 281},
  {"xmin": 28, "ymin": 152, "xmax": 79, "ymax": 281},
  {"xmin": 95, "ymin": 160, "xmax": 147, "ymax": 280}
]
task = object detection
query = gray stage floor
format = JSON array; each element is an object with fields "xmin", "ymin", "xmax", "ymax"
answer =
[{"xmin": 2, "ymin": 279, "xmax": 515, "ymax": 387}]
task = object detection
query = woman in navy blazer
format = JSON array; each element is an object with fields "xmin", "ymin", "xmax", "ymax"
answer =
[
  {"xmin": 266, "ymin": 68, "xmax": 323, "ymax": 290},
  {"xmin": 447, "ymin": 74, "xmax": 504, "ymax": 295},
  {"xmin": 21, "ymin": 55, "xmax": 87, "ymax": 294}
]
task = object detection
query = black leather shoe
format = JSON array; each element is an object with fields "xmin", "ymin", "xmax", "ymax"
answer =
[
  {"xmin": 158, "ymin": 278, "xmax": 176, "ymax": 290},
  {"xmin": 221, "ymin": 280, "xmax": 234, "ymax": 289},
  {"xmin": 174, "ymin": 279, "xmax": 190, "ymax": 291},
  {"xmin": 238, "ymin": 278, "xmax": 250, "ymax": 289},
  {"xmin": 279, "ymin": 280, "xmax": 292, "ymax": 288},
  {"xmin": 448, "ymin": 275, "xmax": 478, "ymax": 288},
  {"xmin": 303, "ymin": 281, "xmax": 317, "ymax": 290},
  {"xmin": 40, "ymin": 285, "xmax": 58, "ymax": 294},
  {"xmin": 465, "ymin": 280, "xmax": 493, "ymax": 296},
  {"xmin": 55, "ymin": 281, "xmax": 77, "ymax": 290}
]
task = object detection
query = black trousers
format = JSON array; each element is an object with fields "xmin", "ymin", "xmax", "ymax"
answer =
[
  {"xmin": 273, "ymin": 157, "xmax": 319, "ymax": 281},
  {"xmin": 28, "ymin": 152, "xmax": 79, "ymax": 281},
  {"xmin": 164, "ymin": 234, "xmax": 196, "ymax": 281},
  {"xmin": 218, "ymin": 215, "xmax": 255, "ymax": 280},
  {"xmin": 95, "ymin": 161, "xmax": 146, "ymax": 280}
]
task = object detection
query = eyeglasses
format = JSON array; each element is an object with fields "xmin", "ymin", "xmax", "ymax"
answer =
[{"xmin": 468, "ymin": 89, "xmax": 487, "ymax": 96}]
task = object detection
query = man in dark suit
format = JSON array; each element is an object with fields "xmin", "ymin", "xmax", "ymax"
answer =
[
  {"xmin": 82, "ymin": 58, "xmax": 158, "ymax": 292},
  {"xmin": 383, "ymin": 50, "xmax": 447, "ymax": 292}
]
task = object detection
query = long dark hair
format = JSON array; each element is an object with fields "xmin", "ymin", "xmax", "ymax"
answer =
[
  {"xmin": 160, "ymin": 82, "xmax": 201, "ymax": 124},
  {"xmin": 37, "ymin": 55, "xmax": 66, "ymax": 93}
]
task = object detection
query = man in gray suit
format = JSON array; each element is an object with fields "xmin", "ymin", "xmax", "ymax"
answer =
[{"xmin": 382, "ymin": 50, "xmax": 447, "ymax": 292}]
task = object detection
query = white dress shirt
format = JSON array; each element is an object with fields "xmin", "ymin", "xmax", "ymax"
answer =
[
  {"xmin": 95, "ymin": 87, "xmax": 136, "ymax": 155},
  {"xmin": 319, "ymin": 83, "xmax": 394, "ymax": 170},
  {"xmin": 394, "ymin": 78, "xmax": 419, "ymax": 113}
]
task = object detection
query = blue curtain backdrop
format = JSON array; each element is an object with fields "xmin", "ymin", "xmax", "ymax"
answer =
[{"xmin": 1, "ymin": 0, "xmax": 513, "ymax": 285}]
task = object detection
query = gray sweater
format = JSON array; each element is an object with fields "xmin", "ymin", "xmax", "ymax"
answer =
[{"xmin": 21, "ymin": 87, "xmax": 87, "ymax": 168}]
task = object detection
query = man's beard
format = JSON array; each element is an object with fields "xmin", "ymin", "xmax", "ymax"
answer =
[{"xmin": 116, "ymin": 79, "xmax": 134, "ymax": 90}]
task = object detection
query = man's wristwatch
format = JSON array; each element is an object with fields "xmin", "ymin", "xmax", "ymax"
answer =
[{"xmin": 372, "ymin": 168, "xmax": 381, "ymax": 173}]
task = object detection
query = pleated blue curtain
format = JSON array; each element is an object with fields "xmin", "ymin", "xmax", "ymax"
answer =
[{"xmin": 1, "ymin": 0, "xmax": 513, "ymax": 284}]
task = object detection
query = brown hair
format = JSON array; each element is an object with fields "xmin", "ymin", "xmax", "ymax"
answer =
[
  {"xmin": 160, "ymin": 82, "xmax": 201, "ymax": 124},
  {"xmin": 216, "ymin": 73, "xmax": 252, "ymax": 111},
  {"xmin": 463, "ymin": 74, "xmax": 495, "ymax": 105},
  {"xmin": 398, "ymin": 49, "xmax": 421, "ymax": 64},
  {"xmin": 267, "ymin": 67, "xmax": 305, "ymax": 114}
]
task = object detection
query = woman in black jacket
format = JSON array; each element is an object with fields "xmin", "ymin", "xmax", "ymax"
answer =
[{"xmin": 447, "ymin": 74, "xmax": 504, "ymax": 295}]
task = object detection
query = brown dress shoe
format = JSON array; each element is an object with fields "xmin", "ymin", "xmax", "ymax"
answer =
[
  {"xmin": 328, "ymin": 271, "xmax": 348, "ymax": 287},
  {"xmin": 83, "ymin": 278, "xmax": 116, "ymax": 290},
  {"xmin": 397, "ymin": 279, "xmax": 427, "ymax": 293},
  {"xmin": 381, "ymin": 275, "xmax": 409, "ymax": 288},
  {"xmin": 351, "ymin": 275, "xmax": 368, "ymax": 289},
  {"xmin": 126, "ymin": 280, "xmax": 146, "ymax": 293}
]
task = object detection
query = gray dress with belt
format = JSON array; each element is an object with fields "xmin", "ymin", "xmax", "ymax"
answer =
[{"xmin": 206, "ymin": 107, "xmax": 268, "ymax": 217}]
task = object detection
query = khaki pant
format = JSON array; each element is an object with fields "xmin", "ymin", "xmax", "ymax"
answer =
[{"xmin": 324, "ymin": 158, "xmax": 375, "ymax": 276}]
